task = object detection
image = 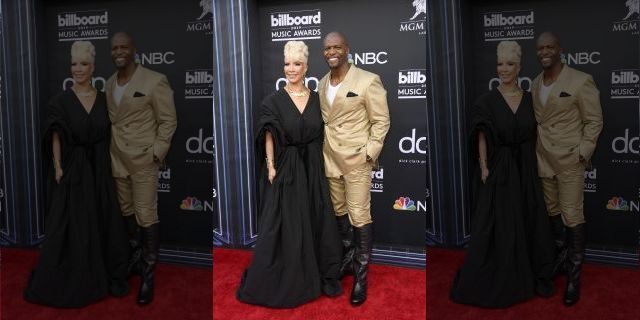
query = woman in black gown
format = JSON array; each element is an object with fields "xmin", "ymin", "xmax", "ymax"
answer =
[
  {"xmin": 450, "ymin": 41, "xmax": 556, "ymax": 308},
  {"xmin": 236, "ymin": 41, "xmax": 343, "ymax": 308},
  {"xmin": 24, "ymin": 41, "xmax": 129, "ymax": 307}
]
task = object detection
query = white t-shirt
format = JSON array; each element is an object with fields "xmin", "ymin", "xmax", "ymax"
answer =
[
  {"xmin": 539, "ymin": 82, "xmax": 555, "ymax": 106},
  {"xmin": 113, "ymin": 82, "xmax": 129, "ymax": 106},
  {"xmin": 326, "ymin": 82, "xmax": 342, "ymax": 107}
]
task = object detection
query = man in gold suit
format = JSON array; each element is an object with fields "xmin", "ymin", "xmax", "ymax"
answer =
[
  {"xmin": 106, "ymin": 32, "xmax": 177, "ymax": 306},
  {"xmin": 532, "ymin": 31, "xmax": 602, "ymax": 307},
  {"xmin": 319, "ymin": 31, "xmax": 390, "ymax": 306}
]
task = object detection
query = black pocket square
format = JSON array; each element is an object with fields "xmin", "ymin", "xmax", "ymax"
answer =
[
  {"xmin": 346, "ymin": 91, "xmax": 358, "ymax": 97},
  {"xmin": 133, "ymin": 91, "xmax": 146, "ymax": 97},
  {"xmin": 559, "ymin": 92, "xmax": 571, "ymax": 97}
]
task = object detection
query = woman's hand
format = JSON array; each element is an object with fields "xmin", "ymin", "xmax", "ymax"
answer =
[
  {"xmin": 268, "ymin": 166, "xmax": 276, "ymax": 184},
  {"xmin": 480, "ymin": 165, "xmax": 489, "ymax": 184},
  {"xmin": 55, "ymin": 167, "xmax": 63, "ymax": 184}
]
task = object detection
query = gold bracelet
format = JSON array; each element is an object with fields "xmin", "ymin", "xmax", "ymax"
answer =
[
  {"xmin": 266, "ymin": 158, "xmax": 274, "ymax": 168},
  {"xmin": 53, "ymin": 159, "xmax": 61, "ymax": 169},
  {"xmin": 479, "ymin": 159, "xmax": 487, "ymax": 164}
]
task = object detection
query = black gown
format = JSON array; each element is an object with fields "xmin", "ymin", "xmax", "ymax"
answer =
[
  {"xmin": 450, "ymin": 90, "xmax": 555, "ymax": 308},
  {"xmin": 236, "ymin": 89, "xmax": 342, "ymax": 308},
  {"xmin": 24, "ymin": 90, "xmax": 129, "ymax": 308}
]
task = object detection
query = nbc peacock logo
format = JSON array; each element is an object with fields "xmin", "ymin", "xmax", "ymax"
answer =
[
  {"xmin": 180, "ymin": 196, "xmax": 204, "ymax": 211},
  {"xmin": 393, "ymin": 196, "xmax": 417, "ymax": 211},
  {"xmin": 606, "ymin": 196, "xmax": 630, "ymax": 211}
]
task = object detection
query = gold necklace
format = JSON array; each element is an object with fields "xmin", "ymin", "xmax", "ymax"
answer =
[
  {"xmin": 73, "ymin": 87, "xmax": 96, "ymax": 97},
  {"xmin": 285, "ymin": 85, "xmax": 309, "ymax": 97},
  {"xmin": 498, "ymin": 86, "xmax": 522, "ymax": 97}
]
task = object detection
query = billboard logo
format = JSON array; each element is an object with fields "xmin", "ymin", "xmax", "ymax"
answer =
[
  {"xmin": 410, "ymin": 0, "xmax": 426, "ymax": 20},
  {"xmin": 370, "ymin": 167, "xmax": 383, "ymax": 193},
  {"xmin": 398, "ymin": 69, "xmax": 427, "ymax": 99},
  {"xmin": 186, "ymin": 128, "xmax": 214, "ymax": 155},
  {"xmin": 269, "ymin": 9, "xmax": 322, "ymax": 42},
  {"xmin": 393, "ymin": 196, "xmax": 417, "ymax": 211},
  {"xmin": 583, "ymin": 167, "xmax": 596, "ymax": 193},
  {"xmin": 623, "ymin": 0, "xmax": 639, "ymax": 20},
  {"xmin": 186, "ymin": 71, "xmax": 214, "ymax": 84},
  {"xmin": 482, "ymin": 10, "xmax": 535, "ymax": 42},
  {"xmin": 612, "ymin": 71, "xmax": 640, "ymax": 84},
  {"xmin": 606, "ymin": 196, "xmax": 639, "ymax": 212},
  {"xmin": 57, "ymin": 10, "xmax": 109, "ymax": 42},
  {"xmin": 198, "ymin": 0, "xmax": 213, "ymax": 20},
  {"xmin": 58, "ymin": 11, "xmax": 108, "ymax": 27},
  {"xmin": 483, "ymin": 12, "xmax": 534, "ymax": 27},
  {"xmin": 270, "ymin": 11, "xmax": 321, "ymax": 27},
  {"xmin": 157, "ymin": 168, "xmax": 171, "ymax": 193},
  {"xmin": 610, "ymin": 69, "xmax": 640, "ymax": 99},
  {"xmin": 612, "ymin": 128, "xmax": 639, "ymax": 154},
  {"xmin": 353, "ymin": 52, "xmax": 388, "ymax": 65},
  {"xmin": 185, "ymin": 69, "xmax": 213, "ymax": 99},
  {"xmin": 399, "ymin": 129, "xmax": 427, "ymax": 154},
  {"xmin": 399, "ymin": 71, "xmax": 426, "ymax": 84}
]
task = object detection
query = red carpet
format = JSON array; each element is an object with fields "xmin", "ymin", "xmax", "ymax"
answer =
[
  {"xmin": 213, "ymin": 248, "xmax": 426, "ymax": 320},
  {"xmin": 1, "ymin": 247, "xmax": 211, "ymax": 320},
  {"xmin": 427, "ymin": 247, "xmax": 640, "ymax": 320}
]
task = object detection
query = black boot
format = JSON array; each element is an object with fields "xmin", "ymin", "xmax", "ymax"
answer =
[
  {"xmin": 350, "ymin": 224, "xmax": 372, "ymax": 306},
  {"xmin": 564, "ymin": 224, "xmax": 585, "ymax": 306},
  {"xmin": 137, "ymin": 223, "xmax": 160, "ymax": 306},
  {"xmin": 125, "ymin": 214, "xmax": 143, "ymax": 277},
  {"xmin": 336, "ymin": 214, "xmax": 355, "ymax": 279},
  {"xmin": 549, "ymin": 214, "xmax": 568, "ymax": 279}
]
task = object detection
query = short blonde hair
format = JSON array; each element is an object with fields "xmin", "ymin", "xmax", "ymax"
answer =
[
  {"xmin": 71, "ymin": 41, "xmax": 96, "ymax": 64},
  {"xmin": 284, "ymin": 41, "xmax": 308, "ymax": 63},
  {"xmin": 497, "ymin": 41, "xmax": 521, "ymax": 63}
]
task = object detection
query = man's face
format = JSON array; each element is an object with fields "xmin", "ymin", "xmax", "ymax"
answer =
[
  {"xmin": 323, "ymin": 34, "xmax": 349, "ymax": 69},
  {"xmin": 536, "ymin": 34, "xmax": 562, "ymax": 70},
  {"xmin": 111, "ymin": 34, "xmax": 135, "ymax": 69}
]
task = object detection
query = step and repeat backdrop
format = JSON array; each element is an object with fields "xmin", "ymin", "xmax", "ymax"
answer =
[
  {"xmin": 43, "ymin": 0, "xmax": 214, "ymax": 249},
  {"xmin": 252, "ymin": 0, "xmax": 428, "ymax": 252},
  {"xmin": 467, "ymin": 0, "xmax": 639, "ymax": 253}
]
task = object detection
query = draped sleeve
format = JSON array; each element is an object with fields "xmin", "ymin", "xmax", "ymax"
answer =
[
  {"xmin": 42, "ymin": 92, "xmax": 73, "ymax": 172},
  {"xmin": 254, "ymin": 93, "xmax": 287, "ymax": 171},
  {"xmin": 469, "ymin": 92, "xmax": 498, "ymax": 167}
]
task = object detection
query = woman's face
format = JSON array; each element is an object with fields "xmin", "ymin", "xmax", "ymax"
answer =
[
  {"xmin": 71, "ymin": 56, "xmax": 95, "ymax": 86},
  {"xmin": 496, "ymin": 56, "xmax": 520, "ymax": 86},
  {"xmin": 283, "ymin": 56, "xmax": 307, "ymax": 86}
]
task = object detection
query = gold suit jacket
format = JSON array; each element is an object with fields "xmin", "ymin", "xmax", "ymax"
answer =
[
  {"xmin": 532, "ymin": 65, "xmax": 603, "ymax": 178},
  {"xmin": 106, "ymin": 65, "xmax": 177, "ymax": 177},
  {"xmin": 319, "ymin": 65, "xmax": 391, "ymax": 178}
]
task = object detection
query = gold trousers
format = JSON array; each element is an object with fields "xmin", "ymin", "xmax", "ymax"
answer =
[{"xmin": 327, "ymin": 162, "xmax": 373, "ymax": 228}]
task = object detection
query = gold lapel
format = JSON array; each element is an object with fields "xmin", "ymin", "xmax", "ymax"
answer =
[
  {"xmin": 105, "ymin": 74, "xmax": 117, "ymax": 120},
  {"xmin": 531, "ymin": 73, "xmax": 544, "ymax": 119},
  {"xmin": 544, "ymin": 65, "xmax": 569, "ymax": 109},
  {"xmin": 328, "ymin": 65, "xmax": 357, "ymax": 120},
  {"xmin": 318, "ymin": 73, "xmax": 330, "ymax": 122},
  {"xmin": 115, "ymin": 65, "xmax": 143, "ymax": 120}
]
